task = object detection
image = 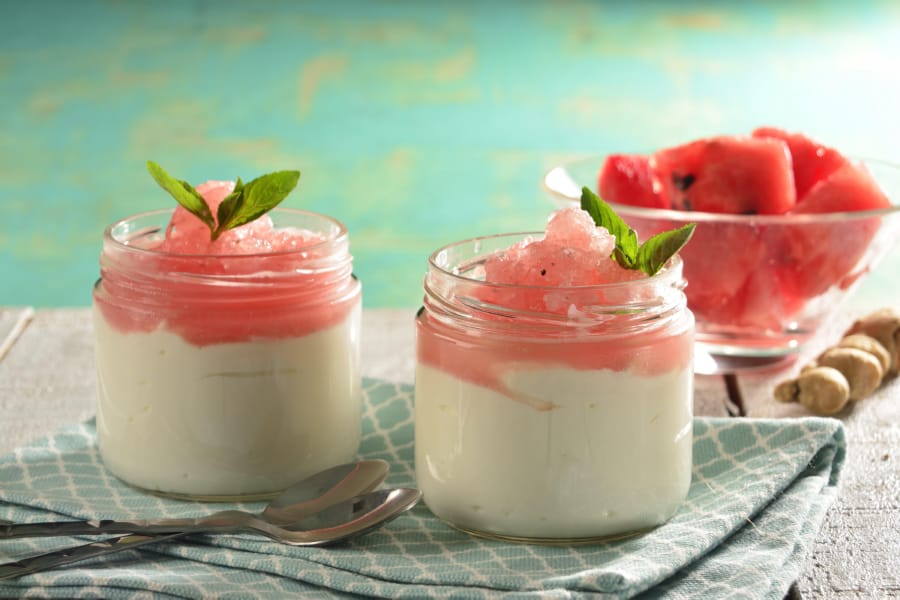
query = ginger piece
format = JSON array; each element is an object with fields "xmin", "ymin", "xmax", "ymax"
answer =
[
  {"xmin": 836, "ymin": 333, "xmax": 891, "ymax": 374},
  {"xmin": 774, "ymin": 366, "xmax": 850, "ymax": 415},
  {"xmin": 776, "ymin": 308, "xmax": 898, "ymax": 416},
  {"xmin": 845, "ymin": 308, "xmax": 900, "ymax": 375},
  {"xmin": 800, "ymin": 360, "xmax": 819, "ymax": 373},
  {"xmin": 817, "ymin": 347, "xmax": 883, "ymax": 401}
]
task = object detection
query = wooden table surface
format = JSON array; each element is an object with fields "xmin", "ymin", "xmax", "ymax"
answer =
[{"xmin": 1, "ymin": 306, "xmax": 898, "ymax": 598}]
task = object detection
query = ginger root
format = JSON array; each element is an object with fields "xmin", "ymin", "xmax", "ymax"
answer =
[
  {"xmin": 845, "ymin": 308, "xmax": 900, "ymax": 375},
  {"xmin": 774, "ymin": 308, "xmax": 898, "ymax": 416},
  {"xmin": 817, "ymin": 347, "xmax": 883, "ymax": 401},
  {"xmin": 774, "ymin": 366, "xmax": 850, "ymax": 415},
  {"xmin": 837, "ymin": 333, "xmax": 891, "ymax": 373}
]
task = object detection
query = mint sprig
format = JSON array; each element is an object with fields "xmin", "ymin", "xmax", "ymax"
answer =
[
  {"xmin": 147, "ymin": 161, "xmax": 216, "ymax": 232},
  {"xmin": 580, "ymin": 187, "xmax": 695, "ymax": 276},
  {"xmin": 146, "ymin": 161, "xmax": 301, "ymax": 240}
]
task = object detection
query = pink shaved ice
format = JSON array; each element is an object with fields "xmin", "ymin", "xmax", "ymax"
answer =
[
  {"xmin": 156, "ymin": 180, "xmax": 323, "ymax": 254},
  {"xmin": 484, "ymin": 207, "xmax": 643, "ymax": 287}
]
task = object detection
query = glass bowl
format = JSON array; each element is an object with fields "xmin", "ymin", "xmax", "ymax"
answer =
[{"xmin": 543, "ymin": 156, "xmax": 900, "ymax": 374}]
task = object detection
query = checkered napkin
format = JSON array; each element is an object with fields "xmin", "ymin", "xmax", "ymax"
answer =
[{"xmin": 0, "ymin": 379, "xmax": 844, "ymax": 599}]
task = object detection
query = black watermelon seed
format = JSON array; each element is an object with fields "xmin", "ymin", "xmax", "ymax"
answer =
[{"xmin": 672, "ymin": 173, "xmax": 696, "ymax": 191}]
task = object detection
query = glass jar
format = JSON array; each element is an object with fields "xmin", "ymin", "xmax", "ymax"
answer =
[
  {"xmin": 415, "ymin": 233, "xmax": 694, "ymax": 542},
  {"xmin": 93, "ymin": 208, "xmax": 362, "ymax": 501}
]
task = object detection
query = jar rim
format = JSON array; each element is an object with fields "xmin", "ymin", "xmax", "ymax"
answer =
[
  {"xmin": 104, "ymin": 208, "xmax": 349, "ymax": 259},
  {"xmin": 427, "ymin": 231, "xmax": 684, "ymax": 291}
]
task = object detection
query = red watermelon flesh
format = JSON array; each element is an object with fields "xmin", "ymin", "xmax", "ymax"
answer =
[
  {"xmin": 597, "ymin": 154, "xmax": 668, "ymax": 208},
  {"xmin": 792, "ymin": 162, "xmax": 891, "ymax": 213},
  {"xmin": 678, "ymin": 222, "xmax": 765, "ymax": 324},
  {"xmin": 724, "ymin": 266, "xmax": 807, "ymax": 332},
  {"xmin": 774, "ymin": 162, "xmax": 892, "ymax": 298},
  {"xmin": 626, "ymin": 214, "xmax": 767, "ymax": 325},
  {"xmin": 752, "ymin": 127, "xmax": 849, "ymax": 200},
  {"xmin": 652, "ymin": 136, "xmax": 797, "ymax": 215}
]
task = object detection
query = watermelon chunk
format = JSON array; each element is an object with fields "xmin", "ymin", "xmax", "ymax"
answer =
[
  {"xmin": 752, "ymin": 127, "xmax": 849, "ymax": 200},
  {"xmin": 774, "ymin": 162, "xmax": 892, "ymax": 297},
  {"xmin": 722, "ymin": 266, "xmax": 807, "ymax": 332},
  {"xmin": 792, "ymin": 162, "xmax": 891, "ymax": 214},
  {"xmin": 676, "ymin": 222, "xmax": 765, "ymax": 323},
  {"xmin": 597, "ymin": 154, "xmax": 668, "ymax": 208},
  {"xmin": 652, "ymin": 135, "xmax": 796, "ymax": 214},
  {"xmin": 624, "ymin": 214, "xmax": 767, "ymax": 327}
]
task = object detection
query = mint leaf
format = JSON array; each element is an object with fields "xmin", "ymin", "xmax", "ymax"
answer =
[
  {"xmin": 213, "ymin": 170, "xmax": 300, "ymax": 239},
  {"xmin": 146, "ymin": 160, "xmax": 215, "ymax": 233},
  {"xmin": 147, "ymin": 162, "xmax": 302, "ymax": 241},
  {"xmin": 636, "ymin": 223, "xmax": 696, "ymax": 276},
  {"xmin": 213, "ymin": 177, "xmax": 244, "ymax": 241},
  {"xmin": 580, "ymin": 186, "xmax": 695, "ymax": 276},
  {"xmin": 612, "ymin": 247, "xmax": 637, "ymax": 270},
  {"xmin": 580, "ymin": 187, "xmax": 639, "ymax": 268}
]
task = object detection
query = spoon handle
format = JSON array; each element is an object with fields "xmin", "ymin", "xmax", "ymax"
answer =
[
  {"xmin": 0, "ymin": 533, "xmax": 185, "ymax": 580},
  {"xmin": 0, "ymin": 512, "xmax": 244, "ymax": 539}
]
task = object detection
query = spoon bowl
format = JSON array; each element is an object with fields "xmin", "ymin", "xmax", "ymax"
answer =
[
  {"xmin": 262, "ymin": 459, "xmax": 390, "ymax": 524},
  {"xmin": 241, "ymin": 487, "xmax": 421, "ymax": 546}
]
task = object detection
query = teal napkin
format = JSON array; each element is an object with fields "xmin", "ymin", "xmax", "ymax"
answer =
[{"xmin": 0, "ymin": 379, "xmax": 845, "ymax": 599}]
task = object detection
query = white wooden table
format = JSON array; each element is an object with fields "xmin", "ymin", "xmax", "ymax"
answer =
[{"xmin": 1, "ymin": 306, "xmax": 898, "ymax": 598}]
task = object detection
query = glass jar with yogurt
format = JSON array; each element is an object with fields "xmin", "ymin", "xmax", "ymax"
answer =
[
  {"xmin": 415, "ymin": 227, "xmax": 694, "ymax": 542},
  {"xmin": 93, "ymin": 205, "xmax": 361, "ymax": 501}
]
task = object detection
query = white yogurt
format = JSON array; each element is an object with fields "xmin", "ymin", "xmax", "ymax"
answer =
[
  {"xmin": 94, "ymin": 304, "xmax": 361, "ymax": 499},
  {"xmin": 415, "ymin": 363, "xmax": 693, "ymax": 540}
]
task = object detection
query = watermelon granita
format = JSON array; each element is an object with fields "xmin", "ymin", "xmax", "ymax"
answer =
[
  {"xmin": 479, "ymin": 206, "xmax": 645, "ymax": 313},
  {"xmin": 92, "ymin": 165, "xmax": 362, "ymax": 499},
  {"xmin": 158, "ymin": 180, "xmax": 325, "ymax": 257},
  {"xmin": 594, "ymin": 127, "xmax": 895, "ymax": 342},
  {"xmin": 414, "ymin": 203, "xmax": 695, "ymax": 541}
]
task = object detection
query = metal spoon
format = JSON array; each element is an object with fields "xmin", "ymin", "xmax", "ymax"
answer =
[
  {"xmin": 0, "ymin": 487, "xmax": 420, "ymax": 542},
  {"xmin": 0, "ymin": 487, "xmax": 421, "ymax": 580},
  {"xmin": 0, "ymin": 459, "xmax": 388, "ymax": 576},
  {"xmin": 0, "ymin": 459, "xmax": 390, "ymax": 540}
]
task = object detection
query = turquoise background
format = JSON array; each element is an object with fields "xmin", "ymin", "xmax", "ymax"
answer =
[{"xmin": 2, "ymin": 1, "xmax": 899, "ymax": 309}]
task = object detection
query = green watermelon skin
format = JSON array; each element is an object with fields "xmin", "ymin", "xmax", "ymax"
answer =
[
  {"xmin": 752, "ymin": 127, "xmax": 849, "ymax": 200},
  {"xmin": 652, "ymin": 136, "xmax": 797, "ymax": 215},
  {"xmin": 597, "ymin": 154, "xmax": 668, "ymax": 208}
]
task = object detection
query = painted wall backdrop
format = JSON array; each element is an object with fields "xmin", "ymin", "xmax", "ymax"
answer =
[{"xmin": 2, "ymin": 1, "xmax": 899, "ymax": 309}]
